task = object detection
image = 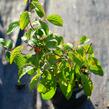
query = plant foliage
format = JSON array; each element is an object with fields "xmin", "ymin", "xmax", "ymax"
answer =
[{"xmin": 0, "ymin": 0, "xmax": 104, "ymax": 100}]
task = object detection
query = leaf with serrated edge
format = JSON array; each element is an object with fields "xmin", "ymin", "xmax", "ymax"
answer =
[
  {"xmin": 39, "ymin": 20, "xmax": 49, "ymax": 35},
  {"xmin": 32, "ymin": 1, "xmax": 45, "ymax": 17},
  {"xmin": 47, "ymin": 14, "xmax": 63, "ymax": 26},
  {"xmin": 10, "ymin": 46, "xmax": 23, "ymax": 64},
  {"xmin": 4, "ymin": 39, "xmax": 13, "ymax": 49},
  {"xmin": 20, "ymin": 11, "xmax": 30, "ymax": 30},
  {"xmin": 30, "ymin": 68, "xmax": 42, "ymax": 90},
  {"xmin": 7, "ymin": 21, "xmax": 19, "ymax": 35},
  {"xmin": 41, "ymin": 87, "xmax": 56, "ymax": 100},
  {"xmin": 15, "ymin": 53, "xmax": 28, "ymax": 69},
  {"xmin": 80, "ymin": 36, "xmax": 90, "ymax": 44},
  {"xmin": 88, "ymin": 57, "xmax": 104, "ymax": 76},
  {"xmin": 19, "ymin": 65, "xmax": 35, "ymax": 80},
  {"xmin": 81, "ymin": 74, "xmax": 93, "ymax": 96}
]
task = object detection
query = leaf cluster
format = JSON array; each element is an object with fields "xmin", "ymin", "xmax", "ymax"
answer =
[{"xmin": 0, "ymin": 0, "xmax": 104, "ymax": 100}]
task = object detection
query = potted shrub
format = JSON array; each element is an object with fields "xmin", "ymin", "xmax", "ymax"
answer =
[{"xmin": 0, "ymin": 0, "xmax": 104, "ymax": 108}]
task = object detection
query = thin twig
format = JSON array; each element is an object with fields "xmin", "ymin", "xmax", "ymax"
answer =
[{"xmin": 30, "ymin": 20, "xmax": 35, "ymax": 30}]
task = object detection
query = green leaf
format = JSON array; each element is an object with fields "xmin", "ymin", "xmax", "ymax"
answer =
[
  {"xmin": 41, "ymin": 87, "xmax": 56, "ymax": 100},
  {"xmin": 47, "ymin": 14, "xmax": 63, "ymax": 26},
  {"xmin": 24, "ymin": 0, "xmax": 27, "ymax": 4},
  {"xmin": 30, "ymin": 68, "xmax": 42, "ymax": 90},
  {"xmin": 33, "ymin": 0, "xmax": 39, "ymax": 1},
  {"xmin": 37, "ymin": 83, "xmax": 46, "ymax": 93},
  {"xmin": 28, "ymin": 38, "xmax": 38, "ymax": 46},
  {"xmin": 14, "ymin": 53, "xmax": 27, "ymax": 69},
  {"xmin": 27, "ymin": 54, "xmax": 41, "ymax": 67},
  {"xmin": 22, "ymin": 29, "xmax": 35, "ymax": 41},
  {"xmin": 59, "ymin": 68, "xmax": 74, "ymax": 100},
  {"xmin": 32, "ymin": 1, "xmax": 45, "ymax": 17},
  {"xmin": 88, "ymin": 57, "xmax": 104, "ymax": 76},
  {"xmin": 28, "ymin": 38, "xmax": 43, "ymax": 48},
  {"xmin": 39, "ymin": 20, "xmax": 49, "ymax": 35},
  {"xmin": 10, "ymin": 45, "xmax": 23, "ymax": 64},
  {"xmin": 81, "ymin": 74, "xmax": 93, "ymax": 96},
  {"xmin": 55, "ymin": 35, "xmax": 63, "ymax": 45},
  {"xmin": 73, "ymin": 54, "xmax": 83, "ymax": 67},
  {"xmin": 37, "ymin": 28, "xmax": 44, "ymax": 36},
  {"xmin": 5, "ymin": 51, "xmax": 10, "ymax": 62},
  {"xmin": 83, "ymin": 44, "xmax": 94, "ymax": 54},
  {"xmin": 64, "ymin": 43, "xmax": 73, "ymax": 50},
  {"xmin": 48, "ymin": 55, "xmax": 56, "ymax": 65},
  {"xmin": 18, "ymin": 65, "xmax": 35, "ymax": 80},
  {"xmin": 59, "ymin": 81, "xmax": 73, "ymax": 100},
  {"xmin": 7, "ymin": 21, "xmax": 19, "ymax": 35},
  {"xmin": 46, "ymin": 39, "xmax": 58, "ymax": 49},
  {"xmin": 0, "ymin": 38, "xmax": 5, "ymax": 46},
  {"xmin": 54, "ymin": 48, "xmax": 63, "ymax": 56},
  {"xmin": 74, "ymin": 65, "xmax": 81, "ymax": 79},
  {"xmin": 76, "ymin": 47, "xmax": 84, "ymax": 56},
  {"xmin": 4, "ymin": 39, "xmax": 13, "ymax": 49},
  {"xmin": 45, "ymin": 34, "xmax": 58, "ymax": 50},
  {"xmin": 38, "ymin": 71, "xmax": 56, "ymax": 100},
  {"xmin": 80, "ymin": 36, "xmax": 90, "ymax": 44},
  {"xmin": 19, "ymin": 11, "xmax": 30, "ymax": 30}
]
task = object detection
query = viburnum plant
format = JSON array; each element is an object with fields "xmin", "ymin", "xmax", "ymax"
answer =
[{"xmin": 0, "ymin": 0, "xmax": 104, "ymax": 100}]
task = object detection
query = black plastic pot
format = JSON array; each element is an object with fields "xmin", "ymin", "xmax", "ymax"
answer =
[{"xmin": 52, "ymin": 86, "xmax": 87, "ymax": 109}]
